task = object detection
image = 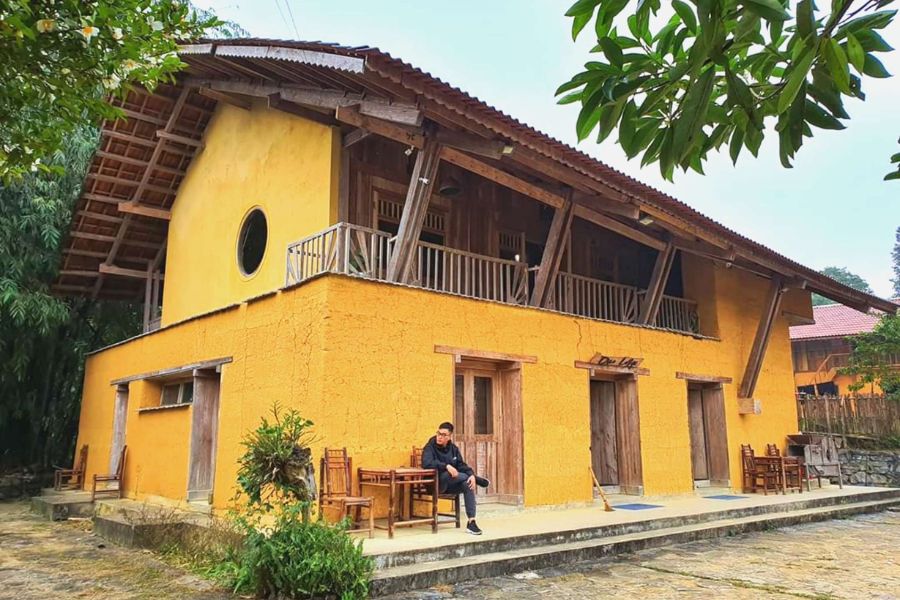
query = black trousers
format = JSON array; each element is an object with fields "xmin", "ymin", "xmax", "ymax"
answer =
[{"xmin": 440, "ymin": 471, "xmax": 477, "ymax": 518}]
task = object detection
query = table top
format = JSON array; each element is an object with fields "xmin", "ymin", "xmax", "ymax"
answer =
[{"xmin": 358, "ymin": 466, "xmax": 436, "ymax": 476}]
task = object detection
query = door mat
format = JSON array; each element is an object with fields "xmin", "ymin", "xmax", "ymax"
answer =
[
  {"xmin": 613, "ymin": 503, "xmax": 663, "ymax": 510},
  {"xmin": 704, "ymin": 494, "xmax": 747, "ymax": 500}
]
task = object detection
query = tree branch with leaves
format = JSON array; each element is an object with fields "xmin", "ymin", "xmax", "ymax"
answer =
[{"xmin": 559, "ymin": 0, "xmax": 898, "ymax": 181}]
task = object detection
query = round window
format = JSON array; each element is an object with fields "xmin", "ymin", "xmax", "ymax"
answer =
[{"xmin": 237, "ymin": 208, "xmax": 268, "ymax": 276}]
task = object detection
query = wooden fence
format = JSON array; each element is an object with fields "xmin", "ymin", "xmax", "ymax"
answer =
[{"xmin": 797, "ymin": 394, "xmax": 900, "ymax": 438}]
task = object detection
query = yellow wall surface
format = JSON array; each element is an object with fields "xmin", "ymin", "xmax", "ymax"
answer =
[
  {"xmin": 76, "ymin": 259, "xmax": 801, "ymax": 511},
  {"xmin": 161, "ymin": 101, "xmax": 340, "ymax": 326}
]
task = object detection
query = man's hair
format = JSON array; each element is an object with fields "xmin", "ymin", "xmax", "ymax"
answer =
[{"xmin": 438, "ymin": 421, "xmax": 454, "ymax": 433}]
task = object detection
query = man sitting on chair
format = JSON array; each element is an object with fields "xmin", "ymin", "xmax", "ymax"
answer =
[{"xmin": 422, "ymin": 421, "xmax": 489, "ymax": 535}]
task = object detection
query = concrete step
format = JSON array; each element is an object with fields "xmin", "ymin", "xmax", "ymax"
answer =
[
  {"xmin": 369, "ymin": 494, "xmax": 900, "ymax": 596},
  {"xmin": 370, "ymin": 488, "xmax": 900, "ymax": 571},
  {"xmin": 30, "ymin": 491, "xmax": 94, "ymax": 521}
]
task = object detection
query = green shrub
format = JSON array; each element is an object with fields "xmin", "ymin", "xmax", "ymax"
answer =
[{"xmin": 232, "ymin": 505, "xmax": 373, "ymax": 600}]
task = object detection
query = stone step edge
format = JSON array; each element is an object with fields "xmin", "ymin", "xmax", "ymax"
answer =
[
  {"xmin": 369, "ymin": 488, "xmax": 900, "ymax": 569},
  {"xmin": 369, "ymin": 497, "xmax": 899, "ymax": 596}
]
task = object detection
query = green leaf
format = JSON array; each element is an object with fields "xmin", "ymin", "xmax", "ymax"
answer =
[
  {"xmin": 777, "ymin": 49, "xmax": 815, "ymax": 114},
  {"xmin": 891, "ymin": 152, "xmax": 900, "ymax": 164},
  {"xmin": 846, "ymin": 34, "xmax": 866, "ymax": 72},
  {"xmin": 672, "ymin": 68, "xmax": 716, "ymax": 162},
  {"xmin": 576, "ymin": 88, "xmax": 605, "ymax": 141},
  {"xmin": 742, "ymin": 0, "xmax": 790, "ymax": 22},
  {"xmin": 797, "ymin": 0, "xmax": 815, "ymax": 40},
  {"xmin": 599, "ymin": 37, "xmax": 625, "ymax": 69},
  {"xmin": 835, "ymin": 10, "xmax": 897, "ymax": 39},
  {"xmin": 565, "ymin": 0, "xmax": 600, "ymax": 17},
  {"xmin": 854, "ymin": 30, "xmax": 894, "ymax": 53},
  {"xmin": 725, "ymin": 67, "xmax": 754, "ymax": 111},
  {"xmin": 884, "ymin": 170, "xmax": 900, "ymax": 181},
  {"xmin": 863, "ymin": 53, "xmax": 891, "ymax": 78},
  {"xmin": 672, "ymin": 0, "xmax": 697, "ymax": 33},
  {"xmin": 597, "ymin": 97, "xmax": 628, "ymax": 143},
  {"xmin": 825, "ymin": 39, "xmax": 851, "ymax": 94},
  {"xmin": 808, "ymin": 76, "xmax": 850, "ymax": 119},
  {"xmin": 804, "ymin": 100, "xmax": 846, "ymax": 130},
  {"xmin": 618, "ymin": 101, "xmax": 638, "ymax": 155},
  {"xmin": 557, "ymin": 91, "xmax": 583, "ymax": 105},
  {"xmin": 572, "ymin": 12, "xmax": 592, "ymax": 40}
]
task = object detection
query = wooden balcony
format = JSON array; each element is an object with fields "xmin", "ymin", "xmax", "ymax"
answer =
[{"xmin": 286, "ymin": 223, "xmax": 699, "ymax": 334}]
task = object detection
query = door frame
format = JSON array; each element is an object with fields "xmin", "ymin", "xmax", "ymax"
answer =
[
  {"xmin": 588, "ymin": 373, "xmax": 644, "ymax": 496},
  {"xmin": 685, "ymin": 382, "xmax": 730, "ymax": 488},
  {"xmin": 453, "ymin": 358, "xmax": 524, "ymax": 504},
  {"xmin": 186, "ymin": 368, "xmax": 221, "ymax": 503}
]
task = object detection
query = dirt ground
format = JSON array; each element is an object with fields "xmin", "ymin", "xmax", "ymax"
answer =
[
  {"xmin": 3, "ymin": 500, "xmax": 899, "ymax": 599},
  {"xmin": 0, "ymin": 501, "xmax": 231, "ymax": 600}
]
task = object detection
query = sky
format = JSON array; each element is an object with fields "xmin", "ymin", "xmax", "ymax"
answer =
[{"xmin": 194, "ymin": 0, "xmax": 900, "ymax": 298}]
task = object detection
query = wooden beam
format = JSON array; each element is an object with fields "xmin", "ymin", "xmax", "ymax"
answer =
[
  {"xmin": 197, "ymin": 86, "xmax": 252, "ymax": 110},
  {"xmin": 637, "ymin": 241, "xmax": 676, "ymax": 325},
  {"xmin": 117, "ymin": 202, "xmax": 172, "ymax": 220},
  {"xmin": 111, "ymin": 357, "xmax": 233, "ymax": 385},
  {"xmin": 76, "ymin": 210, "xmax": 123, "ymax": 224},
  {"xmin": 572, "ymin": 191, "xmax": 639, "ymax": 220},
  {"xmin": 386, "ymin": 136, "xmax": 442, "ymax": 283},
  {"xmin": 574, "ymin": 360, "xmax": 650, "ymax": 376},
  {"xmin": 59, "ymin": 269, "xmax": 99, "ymax": 278},
  {"xmin": 83, "ymin": 192, "xmax": 129, "ymax": 205},
  {"xmin": 434, "ymin": 128, "xmax": 514, "ymax": 160},
  {"xmin": 434, "ymin": 345, "xmax": 538, "ymax": 364},
  {"xmin": 739, "ymin": 276, "xmax": 786, "ymax": 399},
  {"xmin": 573, "ymin": 204, "xmax": 666, "ymax": 251},
  {"xmin": 267, "ymin": 93, "xmax": 337, "ymax": 127},
  {"xmin": 63, "ymin": 248, "xmax": 108, "ymax": 259},
  {"xmin": 189, "ymin": 78, "xmax": 423, "ymax": 126},
  {"xmin": 156, "ymin": 130, "xmax": 203, "ymax": 148},
  {"xmin": 342, "ymin": 127, "xmax": 371, "ymax": 148},
  {"xmin": 100, "ymin": 263, "xmax": 164, "ymax": 280},
  {"xmin": 440, "ymin": 147, "xmax": 566, "ymax": 209},
  {"xmin": 530, "ymin": 194, "xmax": 574, "ymax": 307},
  {"xmin": 675, "ymin": 372, "xmax": 733, "ymax": 384},
  {"xmin": 335, "ymin": 104, "xmax": 424, "ymax": 147}
]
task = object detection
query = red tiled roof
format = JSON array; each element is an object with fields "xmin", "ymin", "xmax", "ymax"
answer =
[{"xmin": 790, "ymin": 303, "xmax": 884, "ymax": 340}]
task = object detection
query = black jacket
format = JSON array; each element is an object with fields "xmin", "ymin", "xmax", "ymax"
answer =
[{"xmin": 421, "ymin": 436, "xmax": 473, "ymax": 476}]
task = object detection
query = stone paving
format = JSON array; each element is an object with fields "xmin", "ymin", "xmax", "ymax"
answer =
[
  {"xmin": 0, "ymin": 502, "xmax": 229, "ymax": 600},
  {"xmin": 386, "ymin": 508, "xmax": 900, "ymax": 600}
]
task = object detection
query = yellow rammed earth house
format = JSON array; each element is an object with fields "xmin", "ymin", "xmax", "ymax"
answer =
[{"xmin": 54, "ymin": 40, "xmax": 898, "ymax": 512}]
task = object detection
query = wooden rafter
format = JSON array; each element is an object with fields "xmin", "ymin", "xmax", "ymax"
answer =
[
  {"xmin": 197, "ymin": 86, "xmax": 252, "ymax": 110},
  {"xmin": 267, "ymin": 93, "xmax": 337, "ymax": 126},
  {"xmin": 572, "ymin": 205, "xmax": 666, "ymax": 251},
  {"xmin": 386, "ymin": 136, "xmax": 442, "ymax": 283},
  {"xmin": 530, "ymin": 193, "xmax": 574, "ymax": 307},
  {"xmin": 739, "ymin": 276, "xmax": 786, "ymax": 400},
  {"xmin": 637, "ymin": 241, "xmax": 676, "ymax": 325},
  {"xmin": 93, "ymin": 87, "xmax": 191, "ymax": 298},
  {"xmin": 117, "ymin": 202, "xmax": 171, "ymax": 220}
]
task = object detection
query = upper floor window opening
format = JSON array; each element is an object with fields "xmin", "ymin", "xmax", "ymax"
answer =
[{"xmin": 238, "ymin": 208, "xmax": 268, "ymax": 276}]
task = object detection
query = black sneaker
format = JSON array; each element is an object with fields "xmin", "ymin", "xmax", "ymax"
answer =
[
  {"xmin": 466, "ymin": 520, "xmax": 483, "ymax": 535},
  {"xmin": 475, "ymin": 476, "xmax": 490, "ymax": 488}
]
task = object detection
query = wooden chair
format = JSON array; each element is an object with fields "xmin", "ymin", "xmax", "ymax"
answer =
[
  {"xmin": 766, "ymin": 443, "xmax": 803, "ymax": 493},
  {"xmin": 92, "ymin": 445, "xmax": 126, "ymax": 501},
  {"xmin": 410, "ymin": 446, "xmax": 460, "ymax": 528},
  {"xmin": 318, "ymin": 448, "xmax": 374, "ymax": 538},
  {"xmin": 54, "ymin": 444, "xmax": 88, "ymax": 491},
  {"xmin": 740, "ymin": 444, "xmax": 781, "ymax": 495}
]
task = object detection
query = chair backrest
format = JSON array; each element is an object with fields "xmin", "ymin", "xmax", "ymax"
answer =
[
  {"xmin": 765, "ymin": 443, "xmax": 781, "ymax": 457},
  {"xmin": 740, "ymin": 444, "xmax": 755, "ymax": 470},
  {"xmin": 75, "ymin": 444, "xmax": 89, "ymax": 470},
  {"xmin": 114, "ymin": 445, "xmax": 127, "ymax": 478},
  {"xmin": 320, "ymin": 447, "xmax": 352, "ymax": 498},
  {"xmin": 410, "ymin": 446, "xmax": 423, "ymax": 468}
]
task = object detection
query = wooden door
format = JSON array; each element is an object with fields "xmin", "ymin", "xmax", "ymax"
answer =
[
  {"xmin": 454, "ymin": 368, "xmax": 502, "ymax": 500},
  {"xmin": 688, "ymin": 385, "xmax": 710, "ymax": 481},
  {"xmin": 109, "ymin": 384, "xmax": 129, "ymax": 473},
  {"xmin": 589, "ymin": 380, "xmax": 619, "ymax": 485},
  {"xmin": 614, "ymin": 376, "xmax": 644, "ymax": 494},
  {"xmin": 701, "ymin": 385, "xmax": 730, "ymax": 485},
  {"xmin": 187, "ymin": 369, "xmax": 220, "ymax": 503}
]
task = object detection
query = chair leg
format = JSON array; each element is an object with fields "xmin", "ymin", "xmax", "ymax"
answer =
[
  {"xmin": 454, "ymin": 495, "xmax": 461, "ymax": 528},
  {"xmin": 368, "ymin": 502, "xmax": 374, "ymax": 539}
]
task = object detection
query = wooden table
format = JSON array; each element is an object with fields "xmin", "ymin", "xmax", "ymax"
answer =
[{"xmin": 358, "ymin": 467, "xmax": 438, "ymax": 539}]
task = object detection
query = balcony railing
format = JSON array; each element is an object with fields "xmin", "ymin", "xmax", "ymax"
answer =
[{"xmin": 286, "ymin": 223, "xmax": 700, "ymax": 334}]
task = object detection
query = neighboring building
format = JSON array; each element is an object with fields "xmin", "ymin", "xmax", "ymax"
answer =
[
  {"xmin": 55, "ymin": 40, "xmax": 897, "ymax": 510},
  {"xmin": 790, "ymin": 303, "xmax": 899, "ymax": 395}
]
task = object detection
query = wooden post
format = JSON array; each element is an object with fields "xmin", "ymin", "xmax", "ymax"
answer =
[
  {"xmin": 530, "ymin": 192, "xmax": 574, "ymax": 307},
  {"xmin": 637, "ymin": 241, "xmax": 676, "ymax": 325},
  {"xmin": 739, "ymin": 276, "xmax": 785, "ymax": 400},
  {"xmin": 386, "ymin": 137, "xmax": 442, "ymax": 283}
]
